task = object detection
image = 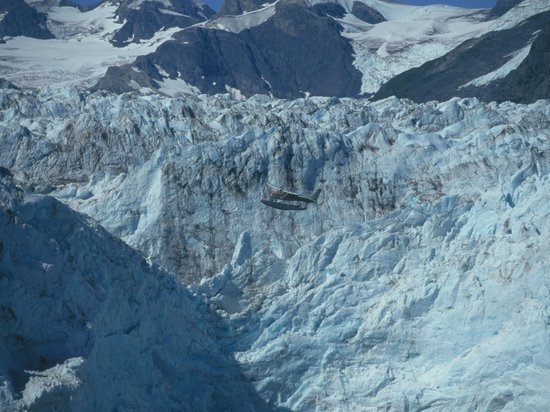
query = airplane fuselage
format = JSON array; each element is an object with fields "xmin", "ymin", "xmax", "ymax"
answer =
[{"xmin": 268, "ymin": 190, "xmax": 316, "ymax": 203}]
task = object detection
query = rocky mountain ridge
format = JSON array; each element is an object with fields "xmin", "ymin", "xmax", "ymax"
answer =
[
  {"xmin": 1, "ymin": 0, "xmax": 548, "ymax": 102},
  {"xmin": 109, "ymin": 0, "xmax": 215, "ymax": 47}
]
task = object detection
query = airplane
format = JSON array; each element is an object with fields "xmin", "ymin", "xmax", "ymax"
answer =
[
  {"xmin": 261, "ymin": 184, "xmax": 321, "ymax": 211},
  {"xmin": 266, "ymin": 184, "xmax": 321, "ymax": 204},
  {"xmin": 260, "ymin": 198, "xmax": 307, "ymax": 211}
]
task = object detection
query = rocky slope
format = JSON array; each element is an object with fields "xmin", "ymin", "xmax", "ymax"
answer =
[
  {"xmin": 94, "ymin": 0, "xmax": 500, "ymax": 97},
  {"xmin": 3, "ymin": 0, "xmax": 547, "ymax": 102},
  {"xmin": 471, "ymin": 21, "xmax": 550, "ymax": 103},
  {"xmin": 0, "ymin": 0, "xmax": 212, "ymax": 89},
  {"xmin": 95, "ymin": 0, "xmax": 364, "ymax": 98},
  {"xmin": 374, "ymin": 9, "xmax": 550, "ymax": 103},
  {"xmin": 488, "ymin": 0, "xmax": 523, "ymax": 19},
  {"xmin": 217, "ymin": 0, "xmax": 274, "ymax": 17},
  {"xmin": 0, "ymin": 0, "xmax": 54, "ymax": 41}
]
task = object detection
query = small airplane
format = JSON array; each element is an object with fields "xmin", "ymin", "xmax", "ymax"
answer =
[{"xmin": 261, "ymin": 184, "xmax": 321, "ymax": 211}]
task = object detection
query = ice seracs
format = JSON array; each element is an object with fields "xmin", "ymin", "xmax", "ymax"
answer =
[{"xmin": 1, "ymin": 84, "xmax": 550, "ymax": 409}]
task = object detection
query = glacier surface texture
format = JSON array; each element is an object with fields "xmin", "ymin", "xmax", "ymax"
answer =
[{"xmin": 0, "ymin": 87, "xmax": 549, "ymax": 410}]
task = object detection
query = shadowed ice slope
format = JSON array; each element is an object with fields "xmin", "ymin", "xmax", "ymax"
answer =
[{"xmin": 0, "ymin": 174, "xmax": 274, "ymax": 411}]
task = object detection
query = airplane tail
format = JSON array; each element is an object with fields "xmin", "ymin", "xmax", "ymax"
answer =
[{"xmin": 310, "ymin": 189, "xmax": 321, "ymax": 202}]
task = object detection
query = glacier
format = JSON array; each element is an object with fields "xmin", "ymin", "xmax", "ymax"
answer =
[
  {"xmin": 1, "ymin": 87, "xmax": 549, "ymax": 281},
  {"xmin": 1, "ymin": 85, "xmax": 549, "ymax": 410}
]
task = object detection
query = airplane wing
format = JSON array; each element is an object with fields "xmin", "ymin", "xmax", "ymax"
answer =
[{"xmin": 261, "ymin": 198, "xmax": 307, "ymax": 211}]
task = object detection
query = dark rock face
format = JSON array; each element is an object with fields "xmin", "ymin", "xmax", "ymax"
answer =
[
  {"xmin": 0, "ymin": 0, "xmax": 54, "ymax": 40},
  {"xmin": 93, "ymin": 64, "xmax": 157, "ymax": 94},
  {"xmin": 312, "ymin": 2, "xmax": 346, "ymax": 19},
  {"xmin": 111, "ymin": 0, "xmax": 215, "ymax": 47},
  {"xmin": 75, "ymin": 0, "xmax": 105, "ymax": 12},
  {"xmin": 96, "ymin": 0, "xmax": 363, "ymax": 98},
  {"xmin": 351, "ymin": 2, "xmax": 386, "ymax": 24},
  {"xmin": 373, "ymin": 11, "xmax": 550, "ymax": 104},
  {"xmin": 488, "ymin": 0, "xmax": 523, "ymax": 19}
]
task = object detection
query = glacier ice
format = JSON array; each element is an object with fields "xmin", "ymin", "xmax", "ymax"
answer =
[
  {"xmin": 1, "ymin": 88, "xmax": 549, "ymax": 282},
  {"xmin": 0, "ymin": 86, "xmax": 549, "ymax": 410}
]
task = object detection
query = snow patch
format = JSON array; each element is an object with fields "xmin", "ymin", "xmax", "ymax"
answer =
[
  {"xmin": 47, "ymin": 4, "xmax": 122, "ymax": 39},
  {"xmin": 155, "ymin": 76, "xmax": 200, "ymax": 96},
  {"xmin": 158, "ymin": 9, "xmax": 190, "ymax": 17},
  {"xmin": 225, "ymin": 85, "xmax": 246, "ymax": 101},
  {"xmin": 126, "ymin": 0, "xmax": 173, "ymax": 10},
  {"xmin": 338, "ymin": 4, "xmax": 491, "ymax": 93},
  {"xmin": 333, "ymin": 0, "xmax": 548, "ymax": 94},
  {"xmin": 154, "ymin": 64, "xmax": 170, "ymax": 78},
  {"xmin": 490, "ymin": 0, "xmax": 550, "ymax": 31},
  {"xmin": 20, "ymin": 358, "xmax": 83, "ymax": 409}
]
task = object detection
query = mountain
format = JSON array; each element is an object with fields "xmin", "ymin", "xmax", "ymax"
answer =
[
  {"xmin": 95, "ymin": 0, "xmax": 363, "ymax": 98},
  {"xmin": 24, "ymin": 0, "xmax": 79, "ymax": 13},
  {"xmin": 0, "ymin": 0, "xmax": 54, "ymax": 41},
  {"xmin": 94, "ymin": 0, "xmax": 494, "ymax": 98},
  {"xmin": 0, "ymin": 173, "xmax": 273, "ymax": 411},
  {"xmin": 373, "ymin": 9, "xmax": 550, "ymax": 103},
  {"xmin": 93, "ymin": 0, "xmax": 550, "ymax": 99},
  {"xmin": 217, "ymin": 0, "xmax": 273, "ymax": 17},
  {"xmin": 3, "ymin": 0, "xmax": 546, "ymax": 99},
  {"xmin": 463, "ymin": 19, "xmax": 550, "ymax": 103}
]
